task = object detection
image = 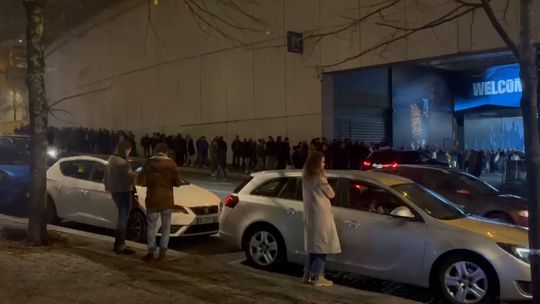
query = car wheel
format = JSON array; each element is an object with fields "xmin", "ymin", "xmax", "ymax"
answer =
[
  {"xmin": 127, "ymin": 210, "xmax": 147, "ymax": 243},
  {"xmin": 244, "ymin": 225, "xmax": 286, "ymax": 270},
  {"xmin": 46, "ymin": 197, "xmax": 60, "ymax": 225},
  {"xmin": 437, "ymin": 255, "xmax": 498, "ymax": 304},
  {"xmin": 485, "ymin": 212, "xmax": 514, "ymax": 225}
]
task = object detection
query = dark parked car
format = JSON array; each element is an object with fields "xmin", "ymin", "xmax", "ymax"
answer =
[
  {"xmin": 376, "ymin": 164, "xmax": 529, "ymax": 226},
  {"xmin": 0, "ymin": 135, "xmax": 31, "ymax": 207},
  {"xmin": 362, "ymin": 150, "xmax": 448, "ymax": 170}
]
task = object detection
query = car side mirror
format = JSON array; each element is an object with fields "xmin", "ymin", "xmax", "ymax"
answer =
[{"xmin": 390, "ymin": 206, "xmax": 416, "ymax": 220}]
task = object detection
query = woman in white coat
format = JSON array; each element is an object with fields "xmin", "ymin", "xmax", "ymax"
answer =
[{"xmin": 302, "ymin": 151, "xmax": 341, "ymax": 287}]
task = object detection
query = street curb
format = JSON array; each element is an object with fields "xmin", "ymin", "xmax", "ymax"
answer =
[{"xmin": 0, "ymin": 214, "xmax": 186, "ymax": 257}]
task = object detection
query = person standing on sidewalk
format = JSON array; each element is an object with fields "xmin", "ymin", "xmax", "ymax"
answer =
[
  {"xmin": 185, "ymin": 135, "xmax": 196, "ymax": 166},
  {"xmin": 302, "ymin": 151, "xmax": 341, "ymax": 287},
  {"xmin": 104, "ymin": 141, "xmax": 136, "ymax": 255},
  {"xmin": 139, "ymin": 143, "xmax": 181, "ymax": 262},
  {"xmin": 196, "ymin": 136, "xmax": 209, "ymax": 167},
  {"xmin": 232, "ymin": 135, "xmax": 241, "ymax": 168},
  {"xmin": 216, "ymin": 137, "xmax": 228, "ymax": 180}
]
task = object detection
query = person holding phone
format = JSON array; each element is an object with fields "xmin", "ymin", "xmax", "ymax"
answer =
[
  {"xmin": 104, "ymin": 140, "xmax": 136, "ymax": 255},
  {"xmin": 302, "ymin": 151, "xmax": 341, "ymax": 287}
]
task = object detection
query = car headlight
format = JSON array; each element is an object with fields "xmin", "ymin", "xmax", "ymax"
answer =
[
  {"xmin": 172, "ymin": 205, "xmax": 188, "ymax": 214},
  {"xmin": 498, "ymin": 243, "xmax": 530, "ymax": 264},
  {"xmin": 517, "ymin": 210, "xmax": 529, "ymax": 218},
  {"xmin": 47, "ymin": 147, "xmax": 58, "ymax": 159}
]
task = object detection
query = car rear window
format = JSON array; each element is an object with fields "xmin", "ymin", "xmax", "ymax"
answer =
[
  {"xmin": 251, "ymin": 178, "xmax": 288, "ymax": 197},
  {"xmin": 234, "ymin": 177, "xmax": 253, "ymax": 194}
]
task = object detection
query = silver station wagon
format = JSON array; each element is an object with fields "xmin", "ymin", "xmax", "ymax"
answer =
[{"xmin": 219, "ymin": 170, "xmax": 532, "ymax": 304}]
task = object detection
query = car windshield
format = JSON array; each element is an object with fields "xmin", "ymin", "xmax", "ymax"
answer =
[
  {"xmin": 392, "ymin": 183, "xmax": 466, "ymax": 220},
  {"xmin": 130, "ymin": 160, "xmax": 190, "ymax": 186},
  {"xmin": 453, "ymin": 172, "xmax": 499, "ymax": 196},
  {"xmin": 0, "ymin": 137, "xmax": 31, "ymax": 165}
]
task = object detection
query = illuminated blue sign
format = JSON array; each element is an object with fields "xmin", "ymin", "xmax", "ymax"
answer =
[{"xmin": 455, "ymin": 64, "xmax": 521, "ymax": 111}]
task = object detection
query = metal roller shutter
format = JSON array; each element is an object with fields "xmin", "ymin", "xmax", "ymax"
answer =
[{"xmin": 334, "ymin": 105, "xmax": 387, "ymax": 143}]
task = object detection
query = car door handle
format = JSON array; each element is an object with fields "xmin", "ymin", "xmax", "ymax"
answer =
[
  {"xmin": 285, "ymin": 208, "xmax": 298, "ymax": 214},
  {"xmin": 344, "ymin": 220, "xmax": 361, "ymax": 228}
]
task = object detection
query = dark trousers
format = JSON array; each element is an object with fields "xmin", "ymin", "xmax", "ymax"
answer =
[
  {"xmin": 111, "ymin": 192, "xmax": 132, "ymax": 250},
  {"xmin": 233, "ymin": 152, "xmax": 240, "ymax": 167},
  {"xmin": 143, "ymin": 146, "xmax": 151, "ymax": 158}
]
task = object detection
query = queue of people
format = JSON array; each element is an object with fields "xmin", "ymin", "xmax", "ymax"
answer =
[{"xmin": 16, "ymin": 125, "xmax": 525, "ymax": 180}]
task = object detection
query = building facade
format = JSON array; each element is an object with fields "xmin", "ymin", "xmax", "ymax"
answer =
[{"xmin": 44, "ymin": 0, "xmax": 540, "ymax": 148}]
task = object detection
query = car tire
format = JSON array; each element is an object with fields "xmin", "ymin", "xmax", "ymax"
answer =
[
  {"xmin": 484, "ymin": 212, "xmax": 514, "ymax": 225},
  {"xmin": 243, "ymin": 224, "xmax": 286, "ymax": 270},
  {"xmin": 436, "ymin": 254, "xmax": 498, "ymax": 304},
  {"xmin": 46, "ymin": 196, "xmax": 60, "ymax": 225},
  {"xmin": 127, "ymin": 210, "xmax": 147, "ymax": 243}
]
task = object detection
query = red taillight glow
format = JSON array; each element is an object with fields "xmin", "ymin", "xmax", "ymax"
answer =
[
  {"xmin": 456, "ymin": 189, "xmax": 470, "ymax": 195},
  {"xmin": 381, "ymin": 162, "xmax": 398, "ymax": 169},
  {"xmin": 224, "ymin": 195, "xmax": 239, "ymax": 208},
  {"xmin": 362, "ymin": 161, "xmax": 372, "ymax": 169}
]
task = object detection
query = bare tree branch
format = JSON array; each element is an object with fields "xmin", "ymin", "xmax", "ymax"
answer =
[
  {"xmin": 480, "ymin": 0, "xmax": 520, "ymax": 60},
  {"xmin": 141, "ymin": 1, "xmax": 152, "ymax": 56},
  {"xmin": 304, "ymin": 0, "xmax": 402, "ymax": 47},
  {"xmin": 503, "ymin": 0, "xmax": 511, "ymax": 21},
  {"xmin": 183, "ymin": 0, "xmax": 244, "ymax": 45},
  {"xmin": 321, "ymin": 4, "xmax": 480, "ymax": 68},
  {"xmin": 48, "ymin": 108, "xmax": 74, "ymax": 125},
  {"xmin": 48, "ymin": 82, "xmax": 116, "ymax": 109}
]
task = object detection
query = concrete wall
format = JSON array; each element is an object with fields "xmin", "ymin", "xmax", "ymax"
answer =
[{"xmin": 44, "ymin": 0, "xmax": 540, "ymax": 147}]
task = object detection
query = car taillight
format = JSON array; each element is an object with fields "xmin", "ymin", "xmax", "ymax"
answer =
[
  {"xmin": 224, "ymin": 195, "xmax": 239, "ymax": 208},
  {"xmin": 362, "ymin": 161, "xmax": 372, "ymax": 170},
  {"xmin": 456, "ymin": 189, "xmax": 470, "ymax": 196}
]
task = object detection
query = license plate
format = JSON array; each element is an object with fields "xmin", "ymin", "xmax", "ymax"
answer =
[{"xmin": 195, "ymin": 216, "xmax": 218, "ymax": 225}]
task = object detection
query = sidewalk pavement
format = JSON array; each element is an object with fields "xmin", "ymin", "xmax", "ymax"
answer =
[{"xmin": 0, "ymin": 214, "xmax": 419, "ymax": 304}]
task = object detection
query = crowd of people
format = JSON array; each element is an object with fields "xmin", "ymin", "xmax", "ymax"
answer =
[{"xmin": 13, "ymin": 126, "xmax": 525, "ymax": 180}]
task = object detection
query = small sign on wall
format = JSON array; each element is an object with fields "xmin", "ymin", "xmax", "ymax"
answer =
[{"xmin": 287, "ymin": 31, "xmax": 303, "ymax": 54}]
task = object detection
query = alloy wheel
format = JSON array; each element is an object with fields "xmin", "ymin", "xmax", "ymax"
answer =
[
  {"xmin": 443, "ymin": 261, "xmax": 488, "ymax": 304},
  {"xmin": 249, "ymin": 231, "xmax": 279, "ymax": 266}
]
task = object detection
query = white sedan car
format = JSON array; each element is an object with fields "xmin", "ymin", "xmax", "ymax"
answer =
[
  {"xmin": 220, "ymin": 170, "xmax": 532, "ymax": 304},
  {"xmin": 47, "ymin": 155, "xmax": 221, "ymax": 241}
]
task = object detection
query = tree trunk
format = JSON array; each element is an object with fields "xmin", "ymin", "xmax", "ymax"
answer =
[
  {"xmin": 519, "ymin": 0, "xmax": 540, "ymax": 301},
  {"xmin": 24, "ymin": 0, "xmax": 48, "ymax": 246}
]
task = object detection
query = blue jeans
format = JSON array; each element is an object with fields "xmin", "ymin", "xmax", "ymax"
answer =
[
  {"xmin": 305, "ymin": 253, "xmax": 327, "ymax": 276},
  {"xmin": 216, "ymin": 164, "xmax": 227, "ymax": 179},
  {"xmin": 111, "ymin": 192, "xmax": 132, "ymax": 248},
  {"xmin": 147, "ymin": 209, "xmax": 172, "ymax": 252}
]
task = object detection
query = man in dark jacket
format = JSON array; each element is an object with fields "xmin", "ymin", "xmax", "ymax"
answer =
[
  {"xmin": 141, "ymin": 134, "xmax": 151, "ymax": 158},
  {"xmin": 139, "ymin": 143, "xmax": 181, "ymax": 262},
  {"xmin": 174, "ymin": 134, "xmax": 186, "ymax": 167},
  {"xmin": 185, "ymin": 135, "xmax": 196, "ymax": 166},
  {"xmin": 216, "ymin": 137, "xmax": 228, "ymax": 179},
  {"xmin": 232, "ymin": 135, "xmax": 241, "ymax": 168},
  {"xmin": 266, "ymin": 136, "xmax": 276, "ymax": 169},
  {"xmin": 196, "ymin": 136, "xmax": 209, "ymax": 167}
]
